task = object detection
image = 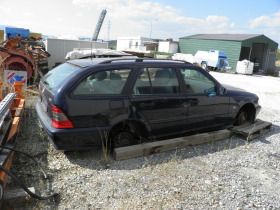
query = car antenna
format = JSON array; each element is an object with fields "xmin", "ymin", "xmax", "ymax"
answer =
[{"xmin": 90, "ymin": 43, "xmax": 93, "ymax": 61}]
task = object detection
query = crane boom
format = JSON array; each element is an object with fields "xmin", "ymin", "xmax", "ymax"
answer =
[{"xmin": 91, "ymin": 9, "xmax": 107, "ymax": 41}]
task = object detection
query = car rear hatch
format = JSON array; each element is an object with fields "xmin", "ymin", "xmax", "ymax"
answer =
[
  {"xmin": 39, "ymin": 82, "xmax": 54, "ymax": 123},
  {"xmin": 38, "ymin": 62, "xmax": 84, "ymax": 127}
]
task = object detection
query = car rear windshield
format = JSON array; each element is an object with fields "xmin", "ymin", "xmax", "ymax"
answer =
[{"xmin": 42, "ymin": 63, "xmax": 82, "ymax": 92}]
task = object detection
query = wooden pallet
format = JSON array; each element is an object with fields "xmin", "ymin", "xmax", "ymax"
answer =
[
  {"xmin": 114, "ymin": 129, "xmax": 231, "ymax": 161},
  {"xmin": 114, "ymin": 120, "xmax": 272, "ymax": 161},
  {"xmin": 231, "ymin": 119, "xmax": 272, "ymax": 140}
]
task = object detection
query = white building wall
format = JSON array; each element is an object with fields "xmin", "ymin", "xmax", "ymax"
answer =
[
  {"xmin": 117, "ymin": 37, "xmax": 153, "ymax": 51},
  {"xmin": 158, "ymin": 42, "xmax": 170, "ymax": 53},
  {"xmin": 169, "ymin": 42, "xmax": 179, "ymax": 53},
  {"xmin": 158, "ymin": 41, "xmax": 179, "ymax": 53},
  {"xmin": 46, "ymin": 38, "xmax": 108, "ymax": 68}
]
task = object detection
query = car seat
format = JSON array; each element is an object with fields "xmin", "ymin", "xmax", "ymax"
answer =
[{"xmin": 153, "ymin": 69, "xmax": 173, "ymax": 93}]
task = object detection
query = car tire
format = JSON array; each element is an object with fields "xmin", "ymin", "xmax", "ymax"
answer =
[
  {"xmin": 113, "ymin": 132, "xmax": 136, "ymax": 148},
  {"xmin": 201, "ymin": 62, "xmax": 208, "ymax": 71},
  {"xmin": 235, "ymin": 110, "xmax": 249, "ymax": 126}
]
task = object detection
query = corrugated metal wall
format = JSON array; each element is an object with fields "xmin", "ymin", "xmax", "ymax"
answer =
[
  {"xmin": 179, "ymin": 38, "xmax": 241, "ymax": 72},
  {"xmin": 46, "ymin": 39, "xmax": 108, "ymax": 68},
  {"xmin": 266, "ymin": 49, "xmax": 277, "ymax": 74}
]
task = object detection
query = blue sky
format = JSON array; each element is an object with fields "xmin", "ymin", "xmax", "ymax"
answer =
[{"xmin": 0, "ymin": 0, "xmax": 279, "ymax": 45}]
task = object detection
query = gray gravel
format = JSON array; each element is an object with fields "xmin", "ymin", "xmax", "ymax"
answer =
[{"xmin": 5, "ymin": 72, "xmax": 280, "ymax": 209}]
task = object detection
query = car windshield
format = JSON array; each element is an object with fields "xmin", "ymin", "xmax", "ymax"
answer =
[{"xmin": 42, "ymin": 63, "xmax": 82, "ymax": 92}]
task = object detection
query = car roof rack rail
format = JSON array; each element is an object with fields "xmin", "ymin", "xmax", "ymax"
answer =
[{"xmin": 99, "ymin": 58, "xmax": 192, "ymax": 65}]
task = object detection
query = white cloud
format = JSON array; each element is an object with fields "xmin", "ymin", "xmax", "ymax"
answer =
[
  {"xmin": 206, "ymin": 15, "xmax": 228, "ymax": 23},
  {"xmin": 56, "ymin": 18, "xmax": 63, "ymax": 22},
  {"xmin": 249, "ymin": 11, "xmax": 280, "ymax": 28},
  {"xmin": 0, "ymin": 6, "xmax": 11, "ymax": 13},
  {"xmin": 76, "ymin": 12, "xmax": 83, "ymax": 17},
  {"xmin": 72, "ymin": 0, "xmax": 232, "ymax": 40},
  {"xmin": 248, "ymin": 11, "xmax": 280, "ymax": 44},
  {"xmin": 3, "ymin": 0, "xmax": 267, "ymax": 42},
  {"xmin": 57, "ymin": 34, "xmax": 79, "ymax": 40},
  {"xmin": 23, "ymin": 12, "xmax": 34, "ymax": 17}
]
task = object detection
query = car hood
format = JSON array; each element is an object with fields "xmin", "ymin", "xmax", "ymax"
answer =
[
  {"xmin": 223, "ymin": 84, "xmax": 245, "ymax": 92},
  {"xmin": 223, "ymin": 84, "xmax": 258, "ymax": 98}
]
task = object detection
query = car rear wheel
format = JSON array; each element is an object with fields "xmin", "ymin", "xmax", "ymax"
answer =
[{"xmin": 113, "ymin": 132, "xmax": 137, "ymax": 148}]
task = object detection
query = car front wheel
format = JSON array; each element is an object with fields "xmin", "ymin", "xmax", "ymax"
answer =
[{"xmin": 235, "ymin": 109, "xmax": 251, "ymax": 126}]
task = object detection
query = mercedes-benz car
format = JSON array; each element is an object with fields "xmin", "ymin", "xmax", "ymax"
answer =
[{"xmin": 36, "ymin": 58, "xmax": 261, "ymax": 151}]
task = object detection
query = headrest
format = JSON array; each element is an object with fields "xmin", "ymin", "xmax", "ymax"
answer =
[
  {"xmin": 94, "ymin": 71, "xmax": 107, "ymax": 81},
  {"xmin": 155, "ymin": 69, "xmax": 171, "ymax": 79}
]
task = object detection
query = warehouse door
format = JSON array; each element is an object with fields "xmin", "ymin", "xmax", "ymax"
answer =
[
  {"xmin": 250, "ymin": 43, "xmax": 267, "ymax": 71},
  {"xmin": 265, "ymin": 49, "xmax": 277, "ymax": 75},
  {"xmin": 239, "ymin": 46, "xmax": 251, "ymax": 60}
]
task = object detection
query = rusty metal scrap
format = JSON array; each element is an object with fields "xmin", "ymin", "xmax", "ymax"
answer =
[{"xmin": 0, "ymin": 36, "xmax": 50, "ymax": 79}]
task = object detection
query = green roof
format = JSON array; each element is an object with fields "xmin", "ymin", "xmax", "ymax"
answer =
[{"xmin": 180, "ymin": 34, "xmax": 265, "ymax": 41}]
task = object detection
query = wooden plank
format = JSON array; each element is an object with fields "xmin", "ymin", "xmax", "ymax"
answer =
[
  {"xmin": 12, "ymin": 100, "xmax": 24, "ymax": 117},
  {"xmin": 13, "ymin": 108, "xmax": 22, "ymax": 117},
  {"xmin": 2, "ymin": 187, "xmax": 35, "ymax": 208},
  {"xmin": 7, "ymin": 99, "xmax": 25, "ymax": 142},
  {"xmin": 24, "ymin": 88, "xmax": 39, "ymax": 95},
  {"xmin": 6, "ymin": 117, "xmax": 20, "ymax": 142},
  {"xmin": 114, "ymin": 129, "xmax": 231, "ymax": 161},
  {"xmin": 231, "ymin": 119, "xmax": 272, "ymax": 140},
  {"xmin": 233, "ymin": 120, "xmax": 272, "ymax": 134},
  {"xmin": 17, "ymin": 99, "xmax": 25, "ymax": 109}
]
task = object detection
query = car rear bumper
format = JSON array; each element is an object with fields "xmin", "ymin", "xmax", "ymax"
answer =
[{"xmin": 36, "ymin": 102, "xmax": 110, "ymax": 151}]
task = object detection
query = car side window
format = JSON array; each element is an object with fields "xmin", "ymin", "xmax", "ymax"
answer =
[
  {"xmin": 133, "ymin": 68, "xmax": 180, "ymax": 95},
  {"xmin": 180, "ymin": 69, "xmax": 215, "ymax": 93},
  {"xmin": 73, "ymin": 69, "xmax": 131, "ymax": 95}
]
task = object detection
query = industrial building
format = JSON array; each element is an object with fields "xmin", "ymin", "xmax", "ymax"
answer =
[{"xmin": 179, "ymin": 34, "xmax": 278, "ymax": 74}]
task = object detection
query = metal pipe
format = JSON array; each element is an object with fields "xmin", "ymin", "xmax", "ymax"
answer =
[{"xmin": 0, "ymin": 93, "xmax": 16, "ymax": 123}]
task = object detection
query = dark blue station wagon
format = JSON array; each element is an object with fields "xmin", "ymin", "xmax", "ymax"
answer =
[{"xmin": 36, "ymin": 58, "xmax": 261, "ymax": 151}]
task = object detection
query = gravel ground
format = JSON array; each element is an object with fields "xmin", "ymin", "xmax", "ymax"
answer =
[{"xmin": 4, "ymin": 72, "xmax": 280, "ymax": 209}]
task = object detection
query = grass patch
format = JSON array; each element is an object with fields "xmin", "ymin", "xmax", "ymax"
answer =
[{"xmin": 101, "ymin": 131, "xmax": 111, "ymax": 167}]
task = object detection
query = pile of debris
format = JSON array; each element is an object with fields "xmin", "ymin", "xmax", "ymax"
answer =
[{"xmin": 0, "ymin": 35, "xmax": 50, "ymax": 80}]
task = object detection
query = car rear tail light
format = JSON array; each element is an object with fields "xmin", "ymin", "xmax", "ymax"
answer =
[{"xmin": 51, "ymin": 105, "xmax": 74, "ymax": 129}]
